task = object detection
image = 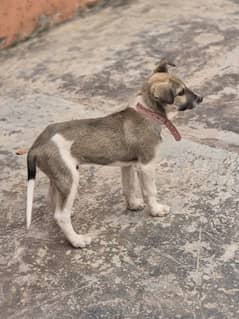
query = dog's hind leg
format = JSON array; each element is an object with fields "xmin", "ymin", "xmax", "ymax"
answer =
[
  {"xmin": 47, "ymin": 180, "xmax": 57, "ymax": 213},
  {"xmin": 51, "ymin": 133, "xmax": 91, "ymax": 248},
  {"xmin": 138, "ymin": 162, "xmax": 170, "ymax": 217},
  {"xmin": 54, "ymin": 174, "xmax": 92, "ymax": 248},
  {"xmin": 121, "ymin": 165, "xmax": 145, "ymax": 211}
]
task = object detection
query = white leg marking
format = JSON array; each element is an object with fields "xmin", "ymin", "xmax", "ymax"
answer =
[
  {"xmin": 52, "ymin": 134, "xmax": 92, "ymax": 248},
  {"xmin": 138, "ymin": 162, "xmax": 170, "ymax": 217},
  {"xmin": 121, "ymin": 166, "xmax": 145, "ymax": 211},
  {"xmin": 54, "ymin": 191, "xmax": 91, "ymax": 248}
]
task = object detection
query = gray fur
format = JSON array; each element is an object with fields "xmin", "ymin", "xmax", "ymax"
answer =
[{"xmin": 26, "ymin": 60, "xmax": 203, "ymax": 247}]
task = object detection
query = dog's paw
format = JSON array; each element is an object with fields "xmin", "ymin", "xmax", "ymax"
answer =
[
  {"xmin": 149, "ymin": 204, "xmax": 170, "ymax": 217},
  {"xmin": 127, "ymin": 198, "xmax": 145, "ymax": 211},
  {"xmin": 70, "ymin": 234, "xmax": 92, "ymax": 248}
]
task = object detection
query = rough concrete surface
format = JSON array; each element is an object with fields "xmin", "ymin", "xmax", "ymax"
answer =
[{"xmin": 0, "ymin": 0, "xmax": 239, "ymax": 318}]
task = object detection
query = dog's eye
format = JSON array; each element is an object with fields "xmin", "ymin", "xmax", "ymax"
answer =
[{"xmin": 178, "ymin": 89, "xmax": 185, "ymax": 96}]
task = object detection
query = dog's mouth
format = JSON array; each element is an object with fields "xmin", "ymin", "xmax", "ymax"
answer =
[
  {"xmin": 178, "ymin": 104, "xmax": 190, "ymax": 111},
  {"xmin": 178, "ymin": 96, "xmax": 203, "ymax": 112},
  {"xmin": 178, "ymin": 103, "xmax": 194, "ymax": 111}
]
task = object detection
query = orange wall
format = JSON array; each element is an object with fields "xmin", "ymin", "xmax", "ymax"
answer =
[{"xmin": 0, "ymin": 0, "xmax": 98, "ymax": 49}]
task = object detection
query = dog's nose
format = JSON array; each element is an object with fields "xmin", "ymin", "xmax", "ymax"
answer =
[{"xmin": 197, "ymin": 96, "xmax": 203, "ymax": 103}]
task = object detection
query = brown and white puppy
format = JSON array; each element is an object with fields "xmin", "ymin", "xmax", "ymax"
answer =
[{"xmin": 26, "ymin": 59, "xmax": 203, "ymax": 248}]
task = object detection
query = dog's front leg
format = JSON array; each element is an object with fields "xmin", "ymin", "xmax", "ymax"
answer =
[
  {"xmin": 138, "ymin": 163, "xmax": 170, "ymax": 217},
  {"xmin": 121, "ymin": 166, "xmax": 145, "ymax": 211}
]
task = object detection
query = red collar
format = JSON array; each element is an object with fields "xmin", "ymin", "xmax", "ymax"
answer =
[{"xmin": 135, "ymin": 102, "xmax": 181, "ymax": 141}]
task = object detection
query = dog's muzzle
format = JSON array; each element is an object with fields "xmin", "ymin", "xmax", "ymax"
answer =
[
  {"xmin": 192, "ymin": 95, "xmax": 203, "ymax": 108},
  {"xmin": 178, "ymin": 94, "xmax": 203, "ymax": 111},
  {"xmin": 196, "ymin": 95, "xmax": 203, "ymax": 104}
]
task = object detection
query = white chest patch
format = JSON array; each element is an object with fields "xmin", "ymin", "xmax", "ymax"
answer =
[{"xmin": 51, "ymin": 134, "xmax": 78, "ymax": 175}]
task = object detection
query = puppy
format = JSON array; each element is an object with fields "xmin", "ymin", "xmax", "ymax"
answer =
[{"xmin": 26, "ymin": 59, "xmax": 203, "ymax": 248}]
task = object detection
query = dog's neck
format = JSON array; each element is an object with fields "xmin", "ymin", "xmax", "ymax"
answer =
[
  {"xmin": 132, "ymin": 95, "xmax": 167, "ymax": 118},
  {"xmin": 132, "ymin": 96, "xmax": 181, "ymax": 142}
]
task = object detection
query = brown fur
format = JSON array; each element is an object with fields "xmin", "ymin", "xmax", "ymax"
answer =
[{"xmin": 26, "ymin": 59, "xmax": 203, "ymax": 247}]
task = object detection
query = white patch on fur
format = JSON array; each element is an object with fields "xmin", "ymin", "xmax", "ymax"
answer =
[
  {"xmin": 51, "ymin": 133, "xmax": 78, "ymax": 216},
  {"xmin": 52, "ymin": 134, "xmax": 77, "ymax": 174},
  {"xmin": 26, "ymin": 179, "xmax": 35, "ymax": 229},
  {"xmin": 51, "ymin": 134, "xmax": 91, "ymax": 248}
]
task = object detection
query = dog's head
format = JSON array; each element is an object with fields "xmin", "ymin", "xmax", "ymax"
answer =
[{"xmin": 142, "ymin": 58, "xmax": 203, "ymax": 113}]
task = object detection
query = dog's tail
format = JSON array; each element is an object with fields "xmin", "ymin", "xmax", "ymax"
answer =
[{"xmin": 26, "ymin": 151, "xmax": 37, "ymax": 229}]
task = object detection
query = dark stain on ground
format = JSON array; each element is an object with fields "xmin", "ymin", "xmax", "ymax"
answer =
[
  {"xmin": 68, "ymin": 46, "xmax": 82, "ymax": 52},
  {"xmin": 0, "ymin": 148, "xmax": 22, "ymax": 170},
  {"xmin": 200, "ymin": 73, "xmax": 238, "ymax": 97},
  {"xmin": 139, "ymin": 19, "xmax": 238, "ymax": 77},
  {"xmin": 8, "ymin": 129, "xmax": 22, "ymax": 136},
  {"xmin": 56, "ymin": 20, "xmax": 239, "ymax": 104},
  {"xmin": 0, "ymin": 37, "xmax": 6, "ymax": 46},
  {"xmin": 0, "ymin": 149, "xmax": 10, "ymax": 155},
  {"xmin": 94, "ymin": 0, "xmax": 135, "ymax": 9},
  {"xmin": 9, "ymin": 17, "xmax": 238, "ymax": 107},
  {"xmin": 31, "ymin": 62, "xmax": 48, "ymax": 78},
  {"xmin": 59, "ymin": 70, "xmax": 133, "ymax": 101},
  {"xmin": 16, "ymin": 62, "xmax": 48, "ymax": 81}
]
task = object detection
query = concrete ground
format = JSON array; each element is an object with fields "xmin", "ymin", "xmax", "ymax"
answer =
[{"xmin": 0, "ymin": 0, "xmax": 239, "ymax": 318}]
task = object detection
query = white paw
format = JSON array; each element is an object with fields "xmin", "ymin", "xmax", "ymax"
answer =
[
  {"xmin": 127, "ymin": 198, "xmax": 145, "ymax": 211},
  {"xmin": 150, "ymin": 204, "xmax": 170, "ymax": 217},
  {"xmin": 70, "ymin": 234, "xmax": 92, "ymax": 248}
]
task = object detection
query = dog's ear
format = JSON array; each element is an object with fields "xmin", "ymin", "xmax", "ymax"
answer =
[
  {"xmin": 151, "ymin": 82, "xmax": 174, "ymax": 104},
  {"xmin": 154, "ymin": 58, "xmax": 176, "ymax": 73}
]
